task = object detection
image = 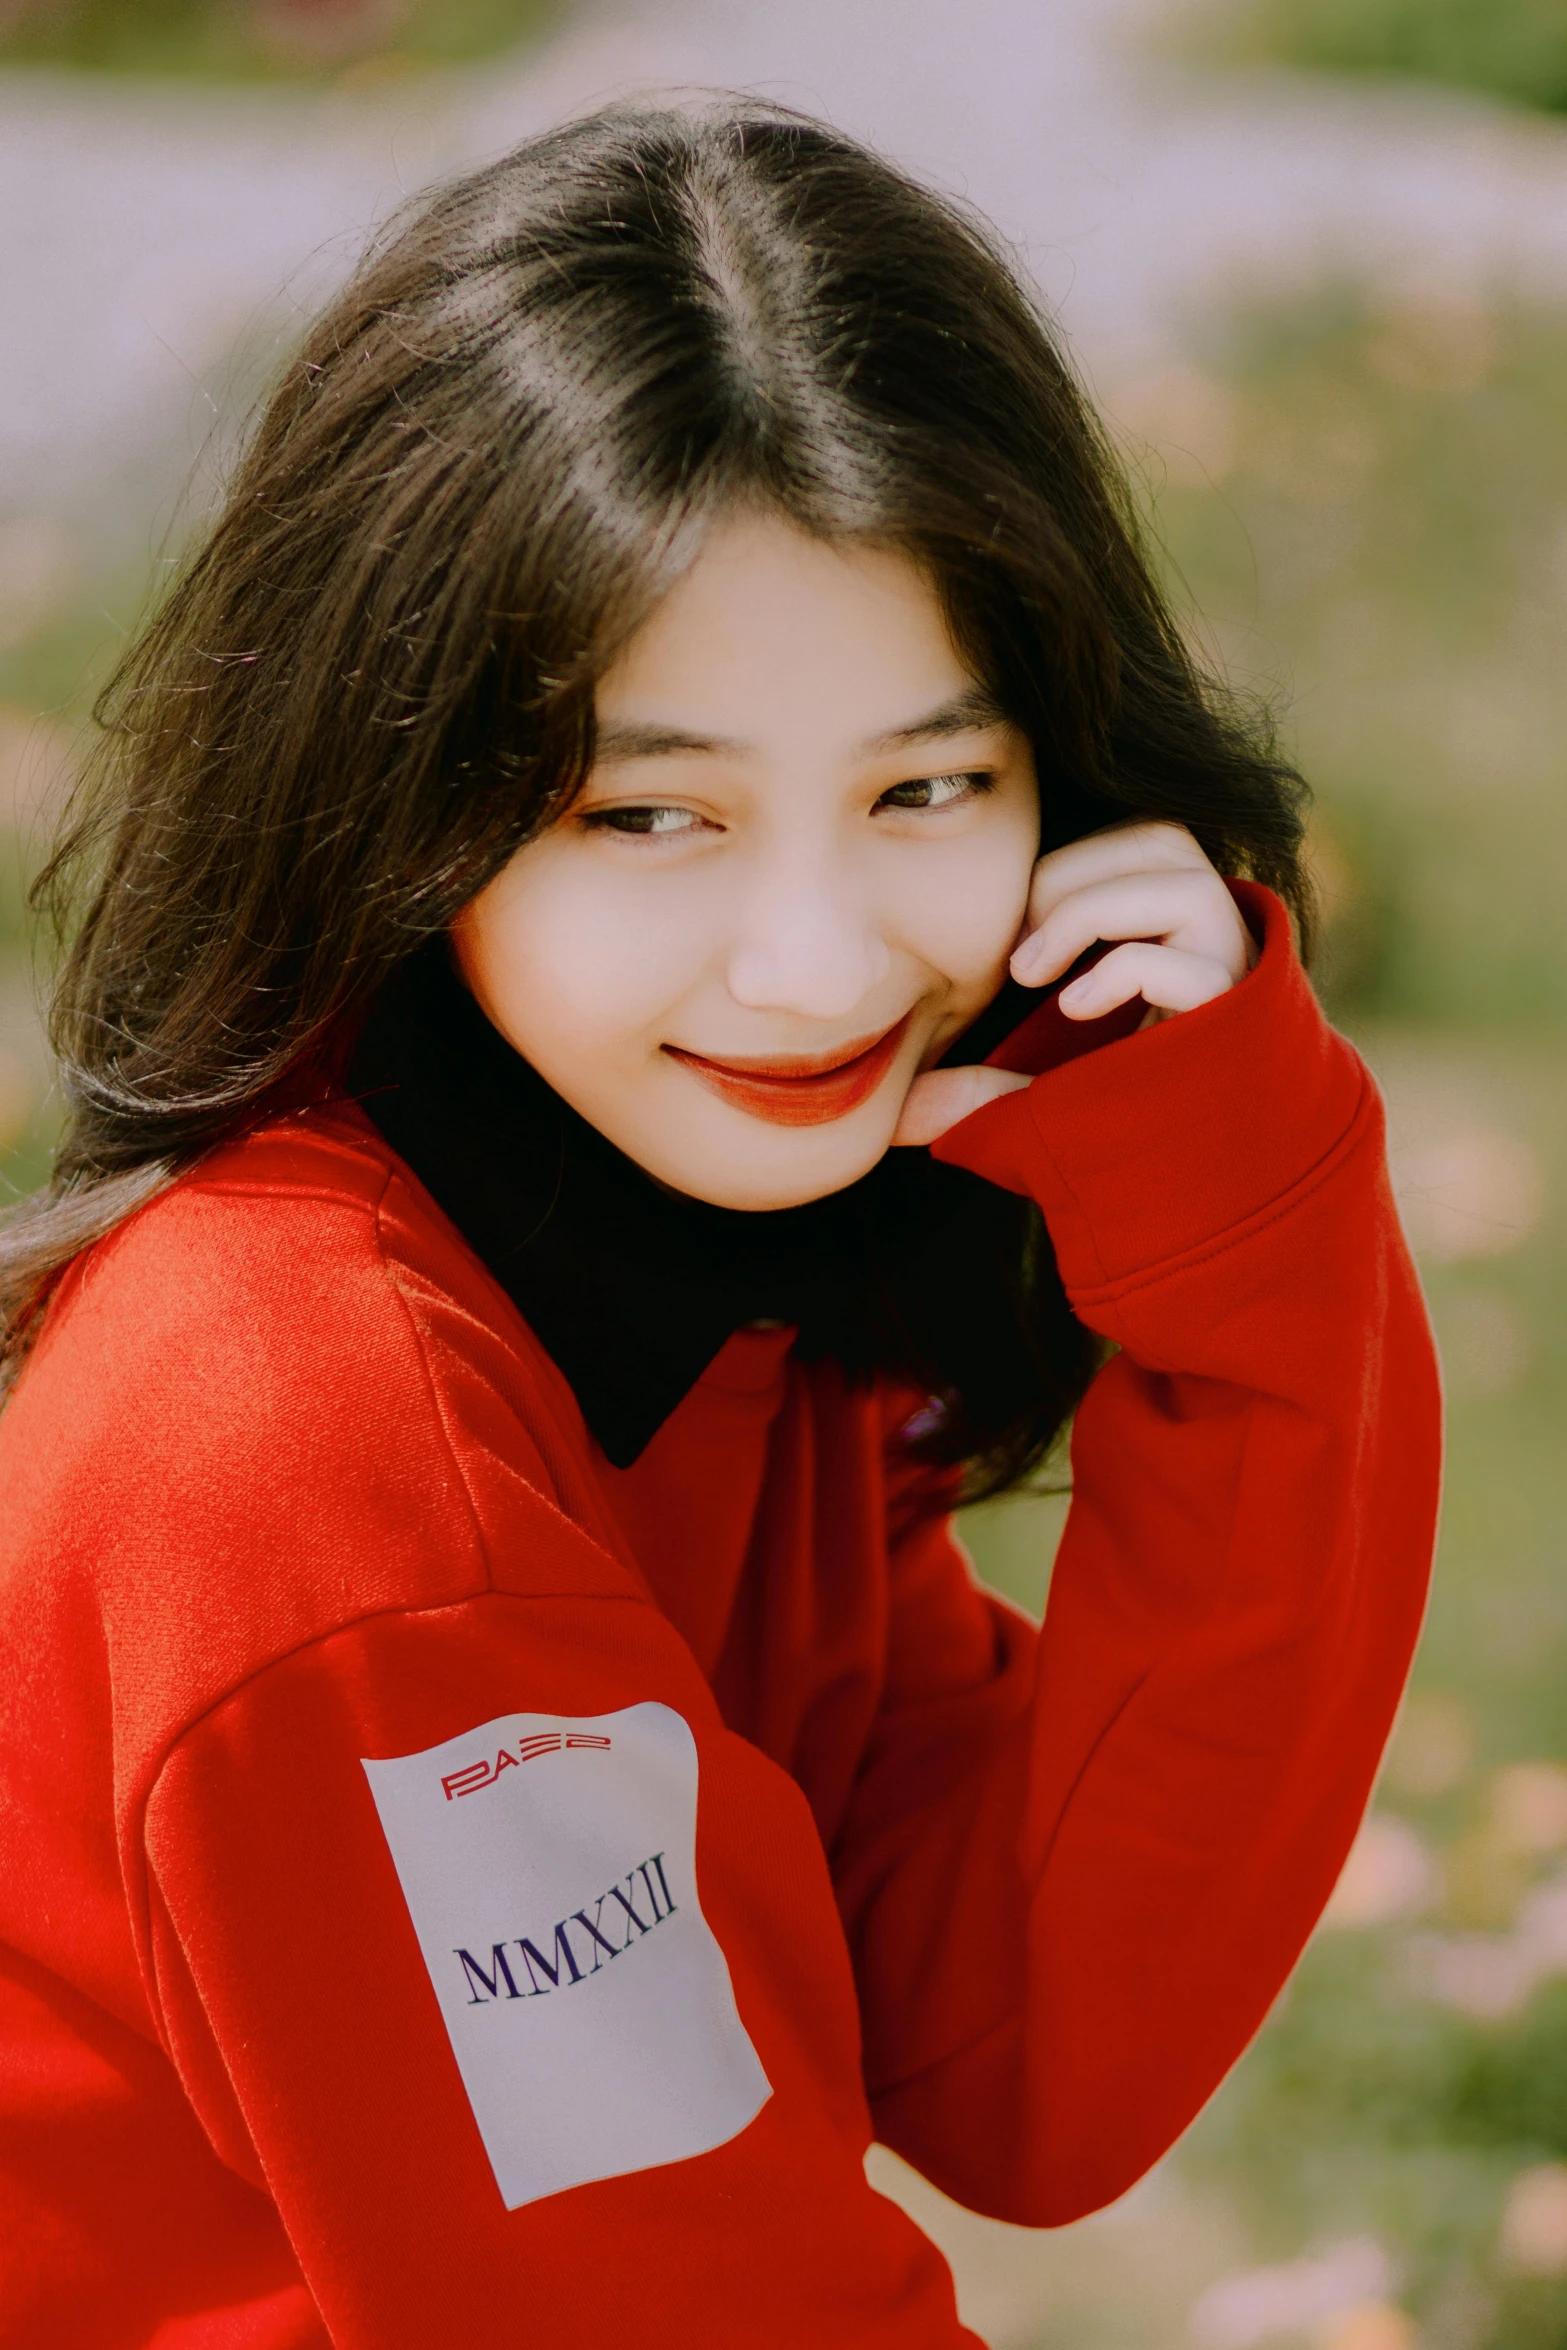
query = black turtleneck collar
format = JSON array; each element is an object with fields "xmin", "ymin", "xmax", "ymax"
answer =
[{"xmin": 346, "ymin": 942, "xmax": 1005, "ymax": 1469}]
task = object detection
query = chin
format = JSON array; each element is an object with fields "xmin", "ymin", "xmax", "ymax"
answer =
[
  {"xmin": 659, "ymin": 1126, "xmax": 895, "ymax": 1214},
  {"xmin": 693, "ymin": 1175, "xmax": 876, "ymax": 1213}
]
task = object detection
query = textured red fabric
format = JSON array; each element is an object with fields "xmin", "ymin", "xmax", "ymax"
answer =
[{"xmin": 0, "ymin": 886, "xmax": 1439, "ymax": 2347}]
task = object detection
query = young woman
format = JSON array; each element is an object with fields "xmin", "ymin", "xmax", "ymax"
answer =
[{"xmin": 0, "ymin": 102, "xmax": 1438, "ymax": 2349}]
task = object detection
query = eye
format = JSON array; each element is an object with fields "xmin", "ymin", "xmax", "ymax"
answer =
[
  {"xmin": 579, "ymin": 804, "xmax": 711, "ymax": 838},
  {"xmin": 875, "ymin": 770, "xmax": 993, "ymax": 813}
]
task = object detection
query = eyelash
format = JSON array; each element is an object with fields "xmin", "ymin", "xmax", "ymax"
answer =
[
  {"xmin": 579, "ymin": 770, "xmax": 996, "ymax": 837},
  {"xmin": 875, "ymin": 769, "xmax": 995, "ymax": 812}
]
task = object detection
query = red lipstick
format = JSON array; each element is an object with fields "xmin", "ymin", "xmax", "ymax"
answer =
[{"xmin": 664, "ymin": 1014, "xmax": 913, "ymax": 1127}]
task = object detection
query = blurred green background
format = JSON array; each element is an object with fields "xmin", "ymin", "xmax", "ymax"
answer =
[
  {"xmin": 1185, "ymin": 0, "xmax": 1567, "ymax": 116},
  {"xmin": 2, "ymin": 2, "xmax": 1565, "ymax": 2346},
  {"xmin": 0, "ymin": 0, "xmax": 556, "ymax": 79}
]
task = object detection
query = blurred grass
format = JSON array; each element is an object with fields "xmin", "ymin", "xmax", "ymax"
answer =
[
  {"xmin": 1132, "ymin": 283, "xmax": 1567, "ymax": 1033},
  {"xmin": 0, "ymin": 0, "xmax": 557, "ymax": 83},
  {"xmin": 1183, "ymin": 0, "xmax": 1567, "ymax": 115},
  {"xmin": 0, "ymin": 852, "xmax": 59, "ymax": 1203}
]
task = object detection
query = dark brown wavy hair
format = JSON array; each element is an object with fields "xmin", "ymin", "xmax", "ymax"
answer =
[{"xmin": 0, "ymin": 98, "xmax": 1310, "ymax": 1491}]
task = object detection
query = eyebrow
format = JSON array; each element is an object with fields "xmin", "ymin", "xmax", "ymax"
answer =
[
  {"xmin": 591, "ymin": 687, "xmax": 1013, "ymax": 766},
  {"xmin": 860, "ymin": 686, "xmax": 1012, "ymax": 754}
]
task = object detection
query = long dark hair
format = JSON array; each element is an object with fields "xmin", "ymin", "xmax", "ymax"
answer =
[{"xmin": 0, "ymin": 98, "xmax": 1310, "ymax": 1492}]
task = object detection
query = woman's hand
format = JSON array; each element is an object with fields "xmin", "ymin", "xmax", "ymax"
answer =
[{"xmin": 892, "ymin": 822, "xmax": 1257, "ymax": 1147}]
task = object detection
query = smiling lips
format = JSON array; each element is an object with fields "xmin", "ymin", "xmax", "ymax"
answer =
[{"xmin": 664, "ymin": 1013, "xmax": 913, "ymax": 1127}]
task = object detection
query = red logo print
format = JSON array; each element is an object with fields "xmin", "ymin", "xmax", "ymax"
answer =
[{"xmin": 441, "ymin": 1732, "xmax": 613, "ymax": 1801}]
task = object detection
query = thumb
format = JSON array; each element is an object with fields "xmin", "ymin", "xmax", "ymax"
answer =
[{"xmin": 891, "ymin": 1064, "xmax": 1031, "ymax": 1148}]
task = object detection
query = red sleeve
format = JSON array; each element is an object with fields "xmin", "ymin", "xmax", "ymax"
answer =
[
  {"xmin": 835, "ymin": 884, "xmax": 1440, "ymax": 2223},
  {"xmin": 140, "ymin": 1592, "xmax": 981, "ymax": 2350}
]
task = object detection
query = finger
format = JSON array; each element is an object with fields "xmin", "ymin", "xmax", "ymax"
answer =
[
  {"xmin": 1057, "ymin": 940, "xmax": 1239, "ymax": 1020},
  {"xmin": 1012, "ymin": 868, "xmax": 1247, "ymax": 987},
  {"xmin": 1022, "ymin": 822, "xmax": 1208, "ymax": 931},
  {"xmin": 891, "ymin": 1064, "xmax": 1031, "ymax": 1147}
]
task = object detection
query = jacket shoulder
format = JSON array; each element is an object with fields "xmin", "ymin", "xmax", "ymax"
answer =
[
  {"xmin": 0, "ymin": 1109, "xmax": 617, "ymax": 1765},
  {"xmin": 34, "ymin": 1105, "xmax": 423, "ymax": 1407}
]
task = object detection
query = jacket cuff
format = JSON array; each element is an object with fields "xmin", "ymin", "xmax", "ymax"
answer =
[{"xmin": 929, "ymin": 883, "xmax": 1369, "ymax": 1295}]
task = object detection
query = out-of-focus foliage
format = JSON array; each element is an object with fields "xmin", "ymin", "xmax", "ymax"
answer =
[
  {"xmin": 0, "ymin": 0, "xmax": 554, "ymax": 82},
  {"xmin": 0, "ymin": 522, "xmax": 129, "ymax": 1200},
  {"xmin": 1193, "ymin": 0, "xmax": 1567, "ymax": 116},
  {"xmin": 1124, "ymin": 285, "xmax": 1567, "ymax": 1031},
  {"xmin": 0, "ymin": 747, "xmax": 64, "ymax": 1199}
]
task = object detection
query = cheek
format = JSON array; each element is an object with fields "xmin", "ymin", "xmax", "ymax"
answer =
[
  {"xmin": 456, "ymin": 849, "xmax": 713, "ymax": 1060},
  {"xmin": 892, "ymin": 824, "xmax": 1036, "ymax": 990}
]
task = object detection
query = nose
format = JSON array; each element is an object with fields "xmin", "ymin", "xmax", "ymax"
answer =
[{"xmin": 723, "ymin": 851, "xmax": 893, "ymax": 1023}]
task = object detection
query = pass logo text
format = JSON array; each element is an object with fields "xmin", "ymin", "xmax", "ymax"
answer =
[{"xmin": 442, "ymin": 1731, "xmax": 611, "ymax": 1802}]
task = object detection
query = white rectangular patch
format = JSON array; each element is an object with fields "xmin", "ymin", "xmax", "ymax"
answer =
[{"xmin": 363, "ymin": 1700, "xmax": 771, "ymax": 2210}]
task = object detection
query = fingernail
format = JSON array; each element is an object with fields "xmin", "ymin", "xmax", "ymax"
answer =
[{"xmin": 1058, "ymin": 977, "xmax": 1092, "ymax": 1012}]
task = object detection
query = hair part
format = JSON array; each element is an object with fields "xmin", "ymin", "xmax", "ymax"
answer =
[{"xmin": 1, "ymin": 96, "xmax": 1311, "ymax": 1490}]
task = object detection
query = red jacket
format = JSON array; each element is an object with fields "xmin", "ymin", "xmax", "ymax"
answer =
[{"xmin": 0, "ymin": 890, "xmax": 1439, "ymax": 2348}]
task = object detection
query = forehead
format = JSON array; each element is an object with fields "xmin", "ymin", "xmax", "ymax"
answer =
[{"xmin": 595, "ymin": 512, "xmax": 979, "ymax": 744}]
